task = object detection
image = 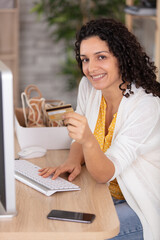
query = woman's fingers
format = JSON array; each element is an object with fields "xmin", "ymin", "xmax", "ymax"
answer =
[
  {"xmin": 38, "ymin": 167, "xmax": 57, "ymax": 178},
  {"xmin": 68, "ymin": 166, "xmax": 81, "ymax": 181},
  {"xmin": 63, "ymin": 112, "xmax": 84, "ymax": 121},
  {"xmin": 38, "ymin": 165, "xmax": 74, "ymax": 180},
  {"xmin": 63, "ymin": 112, "xmax": 83, "ymax": 127},
  {"xmin": 51, "ymin": 167, "xmax": 67, "ymax": 180},
  {"xmin": 63, "ymin": 112, "xmax": 90, "ymax": 142},
  {"xmin": 38, "ymin": 163, "xmax": 81, "ymax": 182},
  {"xmin": 64, "ymin": 117, "xmax": 80, "ymax": 127}
]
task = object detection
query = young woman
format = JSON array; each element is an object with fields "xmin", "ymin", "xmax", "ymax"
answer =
[{"xmin": 39, "ymin": 18, "xmax": 160, "ymax": 240}]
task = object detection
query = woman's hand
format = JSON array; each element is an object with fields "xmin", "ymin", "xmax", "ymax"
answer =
[
  {"xmin": 63, "ymin": 112, "xmax": 93, "ymax": 145},
  {"xmin": 38, "ymin": 160, "xmax": 82, "ymax": 181}
]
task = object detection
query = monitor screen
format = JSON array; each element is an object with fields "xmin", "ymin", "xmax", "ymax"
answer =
[{"xmin": 0, "ymin": 61, "xmax": 16, "ymax": 218}]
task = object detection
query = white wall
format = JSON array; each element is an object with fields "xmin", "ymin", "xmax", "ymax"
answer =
[{"xmin": 133, "ymin": 18, "xmax": 155, "ymax": 61}]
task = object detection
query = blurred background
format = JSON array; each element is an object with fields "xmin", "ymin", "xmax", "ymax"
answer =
[{"xmin": 0, "ymin": 0, "xmax": 159, "ymax": 109}]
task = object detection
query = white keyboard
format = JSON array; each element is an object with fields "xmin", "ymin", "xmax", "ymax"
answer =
[{"xmin": 15, "ymin": 160, "xmax": 80, "ymax": 196}]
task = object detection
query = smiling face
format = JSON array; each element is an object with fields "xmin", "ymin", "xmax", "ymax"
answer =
[{"xmin": 80, "ymin": 36, "xmax": 122, "ymax": 94}]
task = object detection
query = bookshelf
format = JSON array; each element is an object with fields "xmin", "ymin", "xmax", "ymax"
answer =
[
  {"xmin": 125, "ymin": 0, "xmax": 160, "ymax": 82},
  {"xmin": 0, "ymin": 0, "xmax": 19, "ymax": 105}
]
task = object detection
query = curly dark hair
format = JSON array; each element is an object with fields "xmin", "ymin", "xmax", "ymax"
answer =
[{"xmin": 75, "ymin": 18, "xmax": 160, "ymax": 98}]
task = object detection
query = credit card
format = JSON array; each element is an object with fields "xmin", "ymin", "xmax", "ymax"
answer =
[{"xmin": 46, "ymin": 104, "xmax": 74, "ymax": 121}]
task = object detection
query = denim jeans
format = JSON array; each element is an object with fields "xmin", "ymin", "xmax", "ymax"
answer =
[{"xmin": 108, "ymin": 198, "xmax": 144, "ymax": 240}]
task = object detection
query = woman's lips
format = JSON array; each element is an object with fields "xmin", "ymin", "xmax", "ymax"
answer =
[{"xmin": 91, "ymin": 73, "xmax": 106, "ymax": 81}]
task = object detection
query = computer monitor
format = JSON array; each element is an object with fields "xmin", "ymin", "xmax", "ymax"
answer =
[{"xmin": 0, "ymin": 61, "xmax": 16, "ymax": 218}]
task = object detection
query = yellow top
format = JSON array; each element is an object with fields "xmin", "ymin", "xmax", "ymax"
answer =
[{"xmin": 94, "ymin": 95, "xmax": 124, "ymax": 200}]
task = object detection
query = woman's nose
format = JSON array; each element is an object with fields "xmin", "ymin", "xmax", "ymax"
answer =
[{"xmin": 88, "ymin": 60, "xmax": 98, "ymax": 73}]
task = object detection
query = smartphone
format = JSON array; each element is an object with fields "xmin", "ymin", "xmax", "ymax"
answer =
[{"xmin": 47, "ymin": 209, "xmax": 95, "ymax": 224}]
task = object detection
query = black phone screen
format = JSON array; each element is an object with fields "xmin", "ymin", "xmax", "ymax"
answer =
[{"xmin": 47, "ymin": 209, "xmax": 95, "ymax": 223}]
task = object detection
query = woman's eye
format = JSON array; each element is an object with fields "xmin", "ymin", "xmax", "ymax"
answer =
[
  {"xmin": 81, "ymin": 58, "xmax": 88, "ymax": 63},
  {"xmin": 99, "ymin": 55, "xmax": 106, "ymax": 60}
]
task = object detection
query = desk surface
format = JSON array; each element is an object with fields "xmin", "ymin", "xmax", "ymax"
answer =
[{"xmin": 0, "ymin": 141, "xmax": 119, "ymax": 240}]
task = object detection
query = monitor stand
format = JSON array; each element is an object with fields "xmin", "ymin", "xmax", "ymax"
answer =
[{"xmin": 0, "ymin": 202, "xmax": 17, "ymax": 219}]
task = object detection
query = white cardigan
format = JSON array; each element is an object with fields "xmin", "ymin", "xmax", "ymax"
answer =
[{"xmin": 75, "ymin": 77, "xmax": 160, "ymax": 240}]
